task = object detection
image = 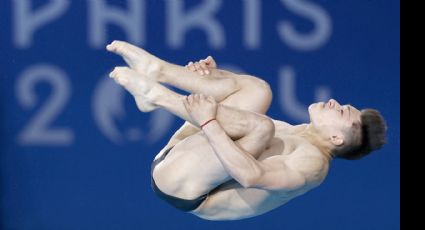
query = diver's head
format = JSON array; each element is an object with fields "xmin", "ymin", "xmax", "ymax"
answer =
[{"xmin": 308, "ymin": 99, "xmax": 387, "ymax": 160}]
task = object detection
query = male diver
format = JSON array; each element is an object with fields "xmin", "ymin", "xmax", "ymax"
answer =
[{"xmin": 106, "ymin": 41, "xmax": 387, "ymax": 221}]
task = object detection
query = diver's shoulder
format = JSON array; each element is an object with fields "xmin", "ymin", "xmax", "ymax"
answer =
[
  {"xmin": 290, "ymin": 145, "xmax": 330, "ymax": 185},
  {"xmin": 271, "ymin": 119, "xmax": 292, "ymax": 128},
  {"xmin": 271, "ymin": 119, "xmax": 299, "ymax": 134}
]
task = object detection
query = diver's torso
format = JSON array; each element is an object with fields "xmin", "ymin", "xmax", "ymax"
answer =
[{"xmin": 191, "ymin": 121, "xmax": 329, "ymax": 221}]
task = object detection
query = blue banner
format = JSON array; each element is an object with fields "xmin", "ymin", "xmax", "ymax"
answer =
[{"xmin": 1, "ymin": 0, "xmax": 400, "ymax": 229}]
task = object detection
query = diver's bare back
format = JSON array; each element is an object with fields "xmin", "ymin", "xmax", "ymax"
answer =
[{"xmin": 190, "ymin": 121, "xmax": 330, "ymax": 221}]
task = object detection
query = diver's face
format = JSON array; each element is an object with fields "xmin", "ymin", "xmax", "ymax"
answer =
[{"xmin": 309, "ymin": 99, "xmax": 362, "ymax": 135}]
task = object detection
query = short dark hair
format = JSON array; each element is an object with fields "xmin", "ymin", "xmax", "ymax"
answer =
[{"xmin": 336, "ymin": 109, "xmax": 388, "ymax": 160}]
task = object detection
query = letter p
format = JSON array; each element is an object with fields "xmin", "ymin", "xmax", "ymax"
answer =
[{"xmin": 13, "ymin": 0, "xmax": 70, "ymax": 49}]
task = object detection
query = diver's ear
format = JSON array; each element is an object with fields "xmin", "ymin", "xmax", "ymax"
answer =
[{"xmin": 330, "ymin": 134, "xmax": 345, "ymax": 146}]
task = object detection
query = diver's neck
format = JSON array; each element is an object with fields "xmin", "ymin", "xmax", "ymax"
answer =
[{"xmin": 296, "ymin": 124, "xmax": 334, "ymax": 161}]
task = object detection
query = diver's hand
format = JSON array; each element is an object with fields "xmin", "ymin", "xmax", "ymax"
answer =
[
  {"xmin": 185, "ymin": 56, "xmax": 217, "ymax": 75},
  {"xmin": 183, "ymin": 94, "xmax": 218, "ymax": 127}
]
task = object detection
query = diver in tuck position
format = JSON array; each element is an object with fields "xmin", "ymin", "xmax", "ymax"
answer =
[{"xmin": 106, "ymin": 41, "xmax": 387, "ymax": 221}]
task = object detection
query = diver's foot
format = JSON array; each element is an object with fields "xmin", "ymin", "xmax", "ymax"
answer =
[
  {"xmin": 109, "ymin": 67, "xmax": 159, "ymax": 113},
  {"xmin": 107, "ymin": 40, "xmax": 164, "ymax": 82}
]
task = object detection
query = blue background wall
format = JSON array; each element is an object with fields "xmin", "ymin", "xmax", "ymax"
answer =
[{"xmin": 1, "ymin": 0, "xmax": 400, "ymax": 229}]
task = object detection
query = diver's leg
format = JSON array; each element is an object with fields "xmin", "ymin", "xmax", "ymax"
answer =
[
  {"xmin": 110, "ymin": 67, "xmax": 275, "ymax": 200},
  {"xmin": 110, "ymin": 67, "xmax": 274, "ymax": 156},
  {"xmin": 149, "ymin": 90, "xmax": 275, "ymax": 200},
  {"xmin": 107, "ymin": 41, "xmax": 273, "ymax": 114}
]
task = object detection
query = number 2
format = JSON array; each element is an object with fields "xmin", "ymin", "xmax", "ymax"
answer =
[{"xmin": 16, "ymin": 65, "xmax": 74, "ymax": 146}]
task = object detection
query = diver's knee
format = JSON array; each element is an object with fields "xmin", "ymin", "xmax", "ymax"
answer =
[{"xmin": 255, "ymin": 118, "xmax": 276, "ymax": 142}]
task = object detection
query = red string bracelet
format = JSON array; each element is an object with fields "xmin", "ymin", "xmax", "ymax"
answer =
[{"xmin": 201, "ymin": 118, "xmax": 217, "ymax": 129}]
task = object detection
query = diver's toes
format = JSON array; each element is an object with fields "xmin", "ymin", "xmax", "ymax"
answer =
[
  {"xmin": 107, "ymin": 40, "xmax": 129, "ymax": 55},
  {"xmin": 110, "ymin": 67, "xmax": 129, "ymax": 78}
]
